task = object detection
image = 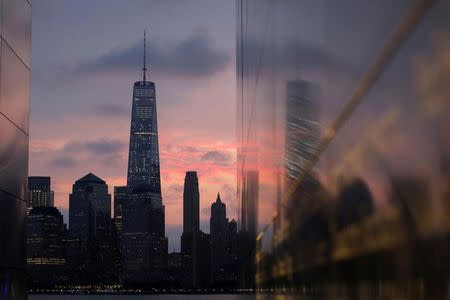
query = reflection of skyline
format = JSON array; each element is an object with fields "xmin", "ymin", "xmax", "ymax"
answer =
[
  {"xmin": 237, "ymin": 0, "xmax": 450, "ymax": 296},
  {"xmin": 16, "ymin": 0, "xmax": 450, "ymax": 296},
  {"xmin": 284, "ymin": 80, "xmax": 320, "ymax": 194}
]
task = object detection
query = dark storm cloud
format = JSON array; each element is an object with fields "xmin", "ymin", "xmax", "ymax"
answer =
[
  {"xmin": 49, "ymin": 156, "xmax": 77, "ymax": 168},
  {"xmin": 200, "ymin": 150, "xmax": 232, "ymax": 166},
  {"xmin": 64, "ymin": 139, "xmax": 126, "ymax": 155},
  {"xmin": 74, "ymin": 31, "xmax": 230, "ymax": 77},
  {"xmin": 94, "ymin": 104, "xmax": 129, "ymax": 117}
]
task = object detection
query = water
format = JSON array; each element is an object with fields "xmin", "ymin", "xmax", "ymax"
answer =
[{"xmin": 29, "ymin": 296, "xmax": 259, "ymax": 300}]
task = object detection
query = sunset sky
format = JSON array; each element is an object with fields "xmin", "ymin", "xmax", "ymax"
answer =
[
  {"xmin": 29, "ymin": 0, "xmax": 450, "ymax": 252},
  {"xmin": 30, "ymin": 0, "xmax": 236, "ymax": 251}
]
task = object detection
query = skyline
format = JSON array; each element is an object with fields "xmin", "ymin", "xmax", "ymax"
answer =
[
  {"xmin": 29, "ymin": 1, "xmax": 237, "ymax": 251},
  {"xmin": 3, "ymin": 0, "xmax": 450, "ymax": 296}
]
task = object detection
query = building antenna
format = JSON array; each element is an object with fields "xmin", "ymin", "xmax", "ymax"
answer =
[{"xmin": 143, "ymin": 30, "xmax": 147, "ymax": 81}]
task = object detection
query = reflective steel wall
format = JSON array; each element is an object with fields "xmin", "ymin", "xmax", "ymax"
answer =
[
  {"xmin": 0, "ymin": 0, "xmax": 31, "ymax": 298},
  {"xmin": 237, "ymin": 0, "xmax": 450, "ymax": 298}
]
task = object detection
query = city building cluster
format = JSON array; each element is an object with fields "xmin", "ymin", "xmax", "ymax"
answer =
[
  {"xmin": 26, "ymin": 172, "xmax": 252, "ymax": 291},
  {"xmin": 25, "ymin": 34, "xmax": 256, "ymax": 291}
]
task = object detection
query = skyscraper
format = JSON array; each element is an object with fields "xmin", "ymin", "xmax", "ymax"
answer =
[
  {"xmin": 113, "ymin": 186, "xmax": 126, "ymax": 238},
  {"xmin": 239, "ymin": 170, "xmax": 258, "ymax": 289},
  {"xmin": 183, "ymin": 171, "xmax": 200, "ymax": 234},
  {"xmin": 122, "ymin": 32, "xmax": 167, "ymax": 285},
  {"xmin": 211, "ymin": 193, "xmax": 228, "ymax": 235},
  {"xmin": 69, "ymin": 173, "xmax": 111, "ymax": 243},
  {"xmin": 68, "ymin": 173, "xmax": 113, "ymax": 282},
  {"xmin": 284, "ymin": 80, "xmax": 319, "ymax": 190},
  {"xmin": 180, "ymin": 171, "xmax": 199, "ymax": 287},
  {"xmin": 210, "ymin": 193, "xmax": 229, "ymax": 284},
  {"xmin": 240, "ymin": 170, "xmax": 258, "ymax": 237},
  {"xmin": 0, "ymin": 1, "xmax": 32, "ymax": 298},
  {"xmin": 26, "ymin": 207, "xmax": 65, "ymax": 286},
  {"xmin": 180, "ymin": 171, "xmax": 211, "ymax": 288},
  {"xmin": 126, "ymin": 32, "xmax": 161, "ymax": 199},
  {"xmin": 28, "ymin": 176, "xmax": 54, "ymax": 208}
]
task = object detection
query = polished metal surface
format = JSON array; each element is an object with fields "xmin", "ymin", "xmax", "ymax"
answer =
[{"xmin": 0, "ymin": 0, "xmax": 31, "ymax": 298}]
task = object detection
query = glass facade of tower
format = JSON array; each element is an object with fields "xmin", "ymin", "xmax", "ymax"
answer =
[
  {"xmin": 123, "ymin": 76, "xmax": 167, "ymax": 285},
  {"xmin": 0, "ymin": 0, "xmax": 31, "ymax": 298},
  {"xmin": 28, "ymin": 176, "xmax": 54, "ymax": 208},
  {"xmin": 69, "ymin": 173, "xmax": 111, "ymax": 244},
  {"xmin": 127, "ymin": 81, "xmax": 161, "ymax": 201},
  {"xmin": 237, "ymin": 0, "xmax": 450, "ymax": 297},
  {"xmin": 26, "ymin": 207, "xmax": 66, "ymax": 286}
]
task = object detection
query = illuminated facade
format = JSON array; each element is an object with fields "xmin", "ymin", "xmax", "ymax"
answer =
[
  {"xmin": 69, "ymin": 173, "xmax": 111, "ymax": 244},
  {"xmin": 113, "ymin": 186, "xmax": 126, "ymax": 238},
  {"xmin": 284, "ymin": 81, "xmax": 319, "ymax": 190},
  {"xmin": 28, "ymin": 176, "xmax": 54, "ymax": 208},
  {"xmin": 68, "ymin": 173, "xmax": 114, "ymax": 283},
  {"xmin": 0, "ymin": 0, "xmax": 31, "ymax": 298},
  {"xmin": 122, "ymin": 32, "xmax": 167, "ymax": 285},
  {"xmin": 26, "ymin": 207, "xmax": 65, "ymax": 286}
]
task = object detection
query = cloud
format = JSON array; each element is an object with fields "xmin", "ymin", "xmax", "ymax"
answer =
[
  {"xmin": 167, "ymin": 184, "xmax": 183, "ymax": 193},
  {"xmin": 49, "ymin": 156, "xmax": 77, "ymax": 168},
  {"xmin": 164, "ymin": 184, "xmax": 184, "ymax": 205},
  {"xmin": 73, "ymin": 31, "xmax": 230, "ymax": 78},
  {"xmin": 64, "ymin": 139, "xmax": 126, "ymax": 155},
  {"xmin": 201, "ymin": 150, "xmax": 232, "ymax": 166},
  {"xmin": 94, "ymin": 104, "xmax": 129, "ymax": 117},
  {"xmin": 242, "ymin": 37, "xmax": 354, "ymax": 75}
]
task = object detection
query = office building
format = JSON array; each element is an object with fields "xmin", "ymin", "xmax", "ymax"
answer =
[
  {"xmin": 28, "ymin": 176, "xmax": 54, "ymax": 208},
  {"xmin": 210, "ymin": 193, "xmax": 228, "ymax": 283},
  {"xmin": 0, "ymin": 0, "xmax": 32, "ymax": 298},
  {"xmin": 180, "ymin": 171, "xmax": 198, "ymax": 287},
  {"xmin": 68, "ymin": 173, "xmax": 113, "ymax": 282},
  {"xmin": 122, "ymin": 32, "xmax": 167, "ymax": 285},
  {"xmin": 284, "ymin": 80, "xmax": 320, "ymax": 190},
  {"xmin": 180, "ymin": 171, "xmax": 212, "ymax": 288},
  {"xmin": 113, "ymin": 186, "xmax": 126, "ymax": 238},
  {"xmin": 240, "ymin": 170, "xmax": 258, "ymax": 237},
  {"xmin": 26, "ymin": 206, "xmax": 65, "ymax": 286},
  {"xmin": 183, "ymin": 171, "xmax": 200, "ymax": 234}
]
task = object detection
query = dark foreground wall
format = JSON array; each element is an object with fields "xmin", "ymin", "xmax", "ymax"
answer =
[{"xmin": 0, "ymin": 0, "xmax": 31, "ymax": 299}]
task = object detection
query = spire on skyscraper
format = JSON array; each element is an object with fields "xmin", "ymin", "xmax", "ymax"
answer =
[{"xmin": 143, "ymin": 30, "xmax": 147, "ymax": 81}]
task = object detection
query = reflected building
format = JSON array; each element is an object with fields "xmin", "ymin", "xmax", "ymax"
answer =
[
  {"xmin": 240, "ymin": 170, "xmax": 258, "ymax": 238},
  {"xmin": 238, "ymin": 170, "xmax": 258, "ymax": 289},
  {"xmin": 284, "ymin": 80, "xmax": 320, "ymax": 190},
  {"xmin": 122, "ymin": 32, "xmax": 167, "ymax": 286},
  {"xmin": 0, "ymin": 0, "xmax": 31, "ymax": 298},
  {"xmin": 336, "ymin": 177, "xmax": 374, "ymax": 230},
  {"xmin": 237, "ymin": 0, "xmax": 450, "ymax": 296},
  {"xmin": 28, "ymin": 176, "xmax": 54, "ymax": 208}
]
